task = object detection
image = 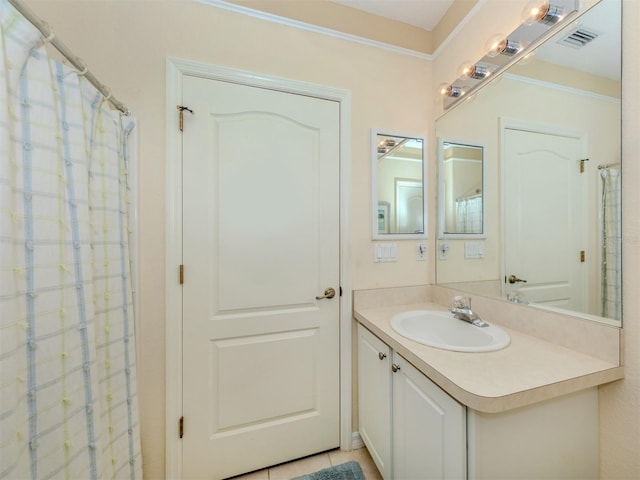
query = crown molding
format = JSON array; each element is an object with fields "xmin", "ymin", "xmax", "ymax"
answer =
[
  {"xmin": 503, "ymin": 73, "xmax": 621, "ymax": 104},
  {"xmin": 195, "ymin": 0, "xmax": 434, "ymax": 61}
]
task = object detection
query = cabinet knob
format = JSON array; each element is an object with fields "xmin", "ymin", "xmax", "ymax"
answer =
[
  {"xmin": 378, "ymin": 352, "xmax": 387, "ymax": 360},
  {"xmin": 391, "ymin": 363, "xmax": 401, "ymax": 373}
]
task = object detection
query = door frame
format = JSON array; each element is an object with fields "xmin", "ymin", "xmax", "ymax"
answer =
[
  {"xmin": 165, "ymin": 58, "xmax": 352, "ymax": 478},
  {"xmin": 498, "ymin": 117, "xmax": 587, "ymax": 302}
]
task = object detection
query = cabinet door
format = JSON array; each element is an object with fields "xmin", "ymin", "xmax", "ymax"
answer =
[
  {"xmin": 357, "ymin": 325, "xmax": 392, "ymax": 479},
  {"xmin": 392, "ymin": 353, "xmax": 466, "ymax": 480}
]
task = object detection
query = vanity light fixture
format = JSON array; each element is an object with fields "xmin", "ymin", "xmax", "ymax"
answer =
[
  {"xmin": 440, "ymin": 0, "xmax": 579, "ymax": 111},
  {"xmin": 523, "ymin": 1, "xmax": 564, "ymax": 26}
]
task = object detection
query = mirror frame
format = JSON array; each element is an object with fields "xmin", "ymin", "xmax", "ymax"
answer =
[
  {"xmin": 437, "ymin": 138, "xmax": 486, "ymax": 239},
  {"xmin": 371, "ymin": 129, "xmax": 427, "ymax": 240},
  {"xmin": 435, "ymin": 0, "xmax": 621, "ymax": 326}
]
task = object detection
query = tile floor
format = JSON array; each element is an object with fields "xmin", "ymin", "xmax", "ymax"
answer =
[{"xmin": 231, "ymin": 446, "xmax": 383, "ymax": 480}]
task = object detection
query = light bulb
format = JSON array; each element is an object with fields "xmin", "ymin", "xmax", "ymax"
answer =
[
  {"xmin": 522, "ymin": 1, "xmax": 564, "ymax": 26},
  {"xmin": 442, "ymin": 84, "xmax": 464, "ymax": 98},
  {"xmin": 495, "ymin": 38, "xmax": 521, "ymax": 57},
  {"xmin": 485, "ymin": 34, "xmax": 506, "ymax": 57},
  {"xmin": 464, "ymin": 63, "xmax": 495, "ymax": 80}
]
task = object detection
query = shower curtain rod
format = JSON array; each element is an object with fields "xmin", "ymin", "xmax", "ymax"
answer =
[
  {"xmin": 598, "ymin": 162, "xmax": 621, "ymax": 170},
  {"xmin": 8, "ymin": 0, "xmax": 129, "ymax": 115}
]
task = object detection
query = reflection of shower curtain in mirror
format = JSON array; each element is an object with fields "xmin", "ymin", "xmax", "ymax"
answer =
[
  {"xmin": 455, "ymin": 196, "xmax": 482, "ymax": 233},
  {"xmin": 0, "ymin": 3, "xmax": 142, "ymax": 478},
  {"xmin": 600, "ymin": 167, "xmax": 621, "ymax": 320}
]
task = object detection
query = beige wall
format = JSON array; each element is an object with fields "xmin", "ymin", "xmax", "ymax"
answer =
[
  {"xmin": 601, "ymin": 1, "xmax": 640, "ymax": 476},
  {"xmin": 29, "ymin": 1, "xmax": 433, "ymax": 478},
  {"xmin": 26, "ymin": 0, "xmax": 640, "ymax": 479}
]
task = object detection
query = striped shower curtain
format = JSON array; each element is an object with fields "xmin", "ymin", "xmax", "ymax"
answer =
[
  {"xmin": 455, "ymin": 195, "xmax": 482, "ymax": 234},
  {"xmin": 600, "ymin": 167, "xmax": 621, "ymax": 320},
  {"xmin": 0, "ymin": 1, "xmax": 142, "ymax": 479}
]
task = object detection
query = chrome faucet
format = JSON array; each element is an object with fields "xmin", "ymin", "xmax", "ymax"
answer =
[{"xmin": 450, "ymin": 296, "xmax": 489, "ymax": 328}]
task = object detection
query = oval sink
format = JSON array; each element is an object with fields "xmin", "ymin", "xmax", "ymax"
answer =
[{"xmin": 390, "ymin": 310, "xmax": 510, "ymax": 352}]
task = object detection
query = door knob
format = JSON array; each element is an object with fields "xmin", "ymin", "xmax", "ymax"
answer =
[
  {"xmin": 315, "ymin": 287, "xmax": 336, "ymax": 300},
  {"xmin": 507, "ymin": 275, "xmax": 528, "ymax": 284}
]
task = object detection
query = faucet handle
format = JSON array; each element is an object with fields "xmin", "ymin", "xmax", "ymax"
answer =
[{"xmin": 453, "ymin": 295, "xmax": 469, "ymax": 308}]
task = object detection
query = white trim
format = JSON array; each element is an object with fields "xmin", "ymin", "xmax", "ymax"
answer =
[
  {"xmin": 195, "ymin": 0, "xmax": 432, "ymax": 61},
  {"xmin": 371, "ymin": 128, "xmax": 428, "ymax": 241},
  {"xmin": 165, "ymin": 59, "xmax": 184, "ymax": 480},
  {"xmin": 437, "ymin": 138, "xmax": 487, "ymax": 240},
  {"xmin": 165, "ymin": 57, "xmax": 352, "ymax": 478},
  {"xmin": 502, "ymin": 73, "xmax": 621, "ymax": 104},
  {"xmin": 351, "ymin": 431, "xmax": 364, "ymax": 450}
]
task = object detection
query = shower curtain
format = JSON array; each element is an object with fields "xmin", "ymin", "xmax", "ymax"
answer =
[
  {"xmin": 0, "ymin": 1, "xmax": 142, "ymax": 479},
  {"xmin": 600, "ymin": 167, "xmax": 621, "ymax": 320},
  {"xmin": 455, "ymin": 195, "xmax": 482, "ymax": 233}
]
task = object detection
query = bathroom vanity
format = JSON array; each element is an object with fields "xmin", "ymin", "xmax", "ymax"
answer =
[{"xmin": 354, "ymin": 285, "xmax": 623, "ymax": 480}]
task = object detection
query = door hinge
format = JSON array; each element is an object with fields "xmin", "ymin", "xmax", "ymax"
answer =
[
  {"xmin": 580, "ymin": 250, "xmax": 585, "ymax": 263},
  {"xmin": 179, "ymin": 416, "xmax": 184, "ymax": 439},
  {"xmin": 580, "ymin": 158, "xmax": 589, "ymax": 173},
  {"xmin": 177, "ymin": 105, "xmax": 193, "ymax": 132},
  {"xmin": 339, "ymin": 286, "xmax": 343, "ymax": 297},
  {"xmin": 179, "ymin": 265, "xmax": 184, "ymax": 284}
]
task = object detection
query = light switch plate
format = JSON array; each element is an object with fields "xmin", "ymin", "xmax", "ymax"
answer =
[
  {"xmin": 374, "ymin": 243, "xmax": 398, "ymax": 262},
  {"xmin": 464, "ymin": 241, "xmax": 485, "ymax": 259}
]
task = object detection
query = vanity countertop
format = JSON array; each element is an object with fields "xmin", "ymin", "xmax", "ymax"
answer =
[{"xmin": 354, "ymin": 301, "xmax": 624, "ymax": 413}]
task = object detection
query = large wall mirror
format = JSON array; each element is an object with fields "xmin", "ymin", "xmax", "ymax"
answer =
[
  {"xmin": 372, "ymin": 130, "xmax": 426, "ymax": 240},
  {"xmin": 436, "ymin": 0, "xmax": 621, "ymax": 326},
  {"xmin": 438, "ymin": 141, "xmax": 485, "ymax": 238}
]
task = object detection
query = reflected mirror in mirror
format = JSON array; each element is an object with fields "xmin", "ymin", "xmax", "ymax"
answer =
[
  {"xmin": 439, "ymin": 141, "xmax": 484, "ymax": 237},
  {"xmin": 372, "ymin": 130, "xmax": 426, "ymax": 239},
  {"xmin": 436, "ymin": 0, "xmax": 621, "ymax": 326}
]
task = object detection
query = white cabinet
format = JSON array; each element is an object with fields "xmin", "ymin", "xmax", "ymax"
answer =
[
  {"xmin": 358, "ymin": 325, "xmax": 466, "ymax": 480},
  {"xmin": 392, "ymin": 354, "xmax": 466, "ymax": 480},
  {"xmin": 467, "ymin": 387, "xmax": 599, "ymax": 479},
  {"xmin": 358, "ymin": 324, "xmax": 392, "ymax": 479},
  {"xmin": 358, "ymin": 323, "xmax": 600, "ymax": 480}
]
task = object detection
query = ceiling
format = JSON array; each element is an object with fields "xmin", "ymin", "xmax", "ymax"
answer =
[{"xmin": 330, "ymin": 0, "xmax": 455, "ymax": 31}]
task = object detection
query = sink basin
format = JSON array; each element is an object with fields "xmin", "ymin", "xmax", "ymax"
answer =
[{"xmin": 390, "ymin": 310, "xmax": 510, "ymax": 352}]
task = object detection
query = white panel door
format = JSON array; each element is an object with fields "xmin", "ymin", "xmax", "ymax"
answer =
[
  {"xmin": 181, "ymin": 75, "xmax": 340, "ymax": 479},
  {"xmin": 504, "ymin": 128, "xmax": 586, "ymax": 311}
]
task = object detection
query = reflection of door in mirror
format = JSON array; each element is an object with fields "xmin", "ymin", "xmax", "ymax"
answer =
[
  {"xmin": 395, "ymin": 180, "xmax": 423, "ymax": 233},
  {"xmin": 373, "ymin": 131, "xmax": 426, "ymax": 239},
  {"xmin": 503, "ymin": 126, "xmax": 586, "ymax": 312},
  {"xmin": 440, "ymin": 142, "xmax": 484, "ymax": 237}
]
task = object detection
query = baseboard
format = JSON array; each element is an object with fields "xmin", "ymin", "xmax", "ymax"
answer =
[{"xmin": 351, "ymin": 431, "xmax": 364, "ymax": 450}]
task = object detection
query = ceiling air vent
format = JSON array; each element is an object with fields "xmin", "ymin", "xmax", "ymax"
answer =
[{"xmin": 558, "ymin": 27, "xmax": 599, "ymax": 49}]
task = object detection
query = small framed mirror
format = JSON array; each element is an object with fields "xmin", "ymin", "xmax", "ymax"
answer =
[
  {"xmin": 372, "ymin": 130, "xmax": 426, "ymax": 240},
  {"xmin": 438, "ymin": 139, "xmax": 485, "ymax": 238}
]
